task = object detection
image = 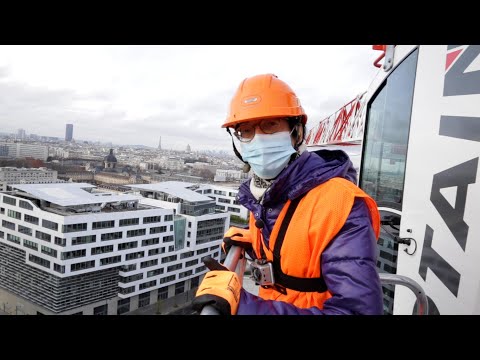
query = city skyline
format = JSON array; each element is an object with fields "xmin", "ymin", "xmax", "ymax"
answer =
[{"xmin": 0, "ymin": 45, "xmax": 380, "ymax": 152}]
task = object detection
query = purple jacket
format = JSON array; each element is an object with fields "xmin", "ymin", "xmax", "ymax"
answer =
[{"xmin": 236, "ymin": 149, "xmax": 383, "ymax": 315}]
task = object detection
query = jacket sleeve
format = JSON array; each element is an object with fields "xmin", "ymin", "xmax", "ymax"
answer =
[{"xmin": 236, "ymin": 198, "xmax": 383, "ymax": 315}]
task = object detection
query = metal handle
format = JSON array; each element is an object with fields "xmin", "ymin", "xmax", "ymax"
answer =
[
  {"xmin": 199, "ymin": 248, "xmax": 428, "ymax": 315},
  {"xmin": 200, "ymin": 246, "xmax": 246, "ymax": 315},
  {"xmin": 379, "ymin": 273, "xmax": 429, "ymax": 315}
]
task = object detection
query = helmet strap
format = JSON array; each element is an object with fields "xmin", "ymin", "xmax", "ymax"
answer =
[{"xmin": 226, "ymin": 128, "xmax": 250, "ymax": 173}]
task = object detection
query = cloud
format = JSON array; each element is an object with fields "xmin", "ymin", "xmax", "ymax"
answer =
[
  {"xmin": 0, "ymin": 45, "xmax": 380, "ymax": 152},
  {"xmin": 0, "ymin": 66, "xmax": 9, "ymax": 79}
]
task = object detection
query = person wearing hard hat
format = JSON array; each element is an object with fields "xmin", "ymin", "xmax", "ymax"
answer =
[{"xmin": 192, "ymin": 74, "xmax": 383, "ymax": 315}]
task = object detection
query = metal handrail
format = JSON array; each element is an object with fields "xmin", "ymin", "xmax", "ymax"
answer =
[
  {"xmin": 200, "ymin": 246, "xmax": 246, "ymax": 315},
  {"xmin": 200, "ymin": 246, "xmax": 429, "ymax": 315},
  {"xmin": 379, "ymin": 273, "xmax": 428, "ymax": 315}
]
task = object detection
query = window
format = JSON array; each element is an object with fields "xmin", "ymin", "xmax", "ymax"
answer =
[
  {"xmin": 163, "ymin": 235, "xmax": 174, "ymax": 243},
  {"xmin": 55, "ymin": 237, "xmax": 66, "ymax": 247},
  {"xmin": 29, "ymin": 254, "xmax": 50, "ymax": 268},
  {"xmin": 117, "ymin": 298, "xmax": 130, "ymax": 315},
  {"xmin": 159, "ymin": 275, "xmax": 175, "ymax": 284},
  {"xmin": 35, "ymin": 230, "xmax": 51, "ymax": 243},
  {"xmin": 118, "ymin": 241, "xmax": 138, "ymax": 251},
  {"xmin": 101, "ymin": 231, "xmax": 123, "ymax": 241},
  {"xmin": 147, "ymin": 268, "xmax": 163, "ymax": 277},
  {"xmin": 93, "ymin": 304, "xmax": 108, "ymax": 315},
  {"xmin": 360, "ymin": 48, "xmax": 419, "ymax": 211},
  {"xmin": 42, "ymin": 219, "xmax": 58, "ymax": 231},
  {"xmin": 7, "ymin": 209, "xmax": 21, "ymax": 220},
  {"xmin": 167, "ymin": 263, "xmax": 182, "ymax": 272},
  {"xmin": 126, "ymin": 229, "xmax": 146, "ymax": 238},
  {"xmin": 100, "ymin": 255, "xmax": 121, "ymax": 266},
  {"xmin": 180, "ymin": 251, "xmax": 194, "ymax": 259},
  {"xmin": 72, "ymin": 235, "xmax": 96, "ymax": 245},
  {"xmin": 157, "ymin": 287, "xmax": 168, "ymax": 301},
  {"xmin": 119, "ymin": 286, "xmax": 135, "ymax": 295},
  {"xmin": 143, "ymin": 216, "xmax": 161, "ymax": 224},
  {"xmin": 150, "ymin": 226, "xmax": 166, "ymax": 234},
  {"xmin": 61, "ymin": 249, "xmax": 86, "ymax": 260},
  {"xmin": 120, "ymin": 264, "xmax": 137, "ymax": 272},
  {"xmin": 164, "ymin": 214, "xmax": 173, "ymax": 222},
  {"xmin": 139, "ymin": 280, "xmax": 157, "ymax": 290},
  {"xmin": 70, "ymin": 260, "xmax": 95, "ymax": 272},
  {"xmin": 138, "ymin": 292, "xmax": 150, "ymax": 308},
  {"xmin": 23, "ymin": 239, "xmax": 38, "ymax": 250},
  {"xmin": 18, "ymin": 225, "xmax": 32, "ymax": 236},
  {"xmin": 196, "ymin": 248, "xmax": 208, "ymax": 255},
  {"xmin": 161, "ymin": 255, "xmax": 177, "ymax": 264},
  {"xmin": 62, "ymin": 223, "xmax": 87, "ymax": 233},
  {"xmin": 119, "ymin": 218, "xmax": 139, "ymax": 227},
  {"xmin": 53, "ymin": 263, "xmax": 65, "ymax": 274},
  {"xmin": 19, "ymin": 200, "xmax": 33, "ymax": 210},
  {"xmin": 148, "ymin": 248, "xmax": 160, "ymax": 256},
  {"xmin": 125, "ymin": 251, "xmax": 144, "ymax": 261},
  {"xmin": 140, "ymin": 259, "xmax": 158, "ymax": 268},
  {"xmin": 142, "ymin": 237, "xmax": 160, "ymax": 246},
  {"xmin": 41, "ymin": 245, "xmax": 57, "ymax": 258},
  {"xmin": 2, "ymin": 220, "xmax": 15, "ymax": 230},
  {"xmin": 7, "ymin": 234, "xmax": 20, "ymax": 244},
  {"xmin": 119, "ymin": 273, "xmax": 143, "ymax": 283},
  {"xmin": 185, "ymin": 259, "xmax": 199, "ymax": 267},
  {"xmin": 3, "ymin": 196, "xmax": 16, "ymax": 206},
  {"xmin": 191, "ymin": 276, "xmax": 200, "ymax": 288},
  {"xmin": 24, "ymin": 214, "xmax": 39, "ymax": 225},
  {"xmin": 92, "ymin": 220, "xmax": 115, "ymax": 230},
  {"xmin": 91, "ymin": 245, "xmax": 114, "ymax": 255},
  {"xmin": 175, "ymin": 282, "xmax": 184, "ymax": 295}
]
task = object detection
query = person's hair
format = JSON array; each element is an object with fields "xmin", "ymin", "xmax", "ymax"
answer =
[{"xmin": 287, "ymin": 116, "xmax": 306, "ymax": 147}]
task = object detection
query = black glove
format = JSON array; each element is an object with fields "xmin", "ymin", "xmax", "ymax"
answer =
[
  {"xmin": 222, "ymin": 226, "xmax": 252, "ymax": 254},
  {"xmin": 192, "ymin": 257, "xmax": 241, "ymax": 315}
]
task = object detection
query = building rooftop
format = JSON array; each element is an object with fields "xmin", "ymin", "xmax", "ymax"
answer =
[
  {"xmin": 128, "ymin": 181, "xmax": 212, "ymax": 203},
  {"xmin": 9, "ymin": 182, "xmax": 141, "ymax": 207}
]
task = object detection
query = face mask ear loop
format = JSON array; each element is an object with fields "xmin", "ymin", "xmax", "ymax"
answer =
[{"xmin": 226, "ymin": 128, "xmax": 251, "ymax": 173}]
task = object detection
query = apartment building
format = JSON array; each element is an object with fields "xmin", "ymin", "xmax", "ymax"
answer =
[{"xmin": 0, "ymin": 181, "xmax": 228, "ymax": 315}]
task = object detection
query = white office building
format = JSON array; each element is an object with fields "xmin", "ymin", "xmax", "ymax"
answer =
[
  {"xmin": 197, "ymin": 183, "xmax": 249, "ymax": 221},
  {"xmin": 0, "ymin": 142, "xmax": 49, "ymax": 161},
  {"xmin": 0, "ymin": 181, "xmax": 228, "ymax": 315},
  {"xmin": 0, "ymin": 167, "xmax": 61, "ymax": 191}
]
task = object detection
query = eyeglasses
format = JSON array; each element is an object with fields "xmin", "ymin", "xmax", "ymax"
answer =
[{"xmin": 233, "ymin": 118, "xmax": 287, "ymax": 143}]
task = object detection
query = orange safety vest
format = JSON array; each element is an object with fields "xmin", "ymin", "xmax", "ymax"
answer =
[{"xmin": 249, "ymin": 177, "xmax": 380, "ymax": 310}]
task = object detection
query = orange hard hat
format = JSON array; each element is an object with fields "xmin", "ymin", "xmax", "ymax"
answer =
[{"xmin": 222, "ymin": 73, "xmax": 307, "ymax": 128}]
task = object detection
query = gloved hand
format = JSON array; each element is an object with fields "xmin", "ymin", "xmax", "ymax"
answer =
[
  {"xmin": 191, "ymin": 256, "xmax": 241, "ymax": 315},
  {"xmin": 222, "ymin": 226, "xmax": 252, "ymax": 254}
]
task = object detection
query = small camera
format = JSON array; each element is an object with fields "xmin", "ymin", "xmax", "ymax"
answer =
[{"xmin": 250, "ymin": 259, "xmax": 275, "ymax": 286}]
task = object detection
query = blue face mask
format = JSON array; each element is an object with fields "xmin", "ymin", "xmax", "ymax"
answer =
[{"xmin": 240, "ymin": 131, "xmax": 297, "ymax": 180}]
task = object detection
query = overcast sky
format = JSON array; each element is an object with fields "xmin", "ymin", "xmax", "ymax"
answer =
[{"xmin": 0, "ymin": 45, "xmax": 380, "ymax": 152}]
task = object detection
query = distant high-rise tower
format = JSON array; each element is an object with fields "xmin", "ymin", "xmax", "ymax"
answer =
[
  {"xmin": 158, "ymin": 136, "xmax": 162, "ymax": 150},
  {"xmin": 17, "ymin": 129, "xmax": 26, "ymax": 141},
  {"xmin": 65, "ymin": 124, "xmax": 73, "ymax": 142}
]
